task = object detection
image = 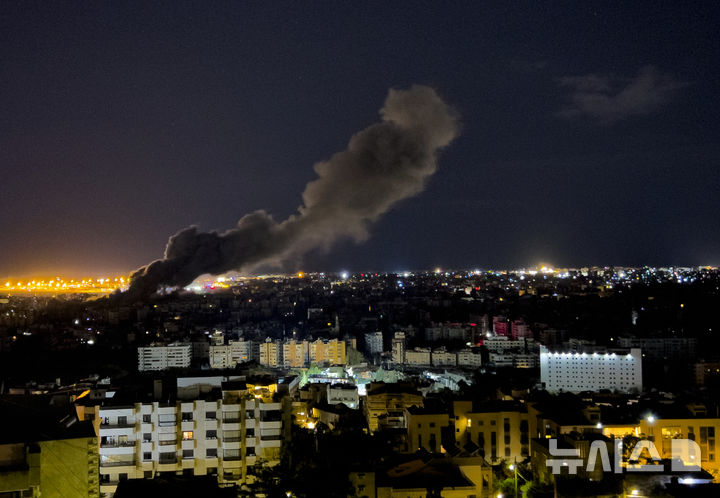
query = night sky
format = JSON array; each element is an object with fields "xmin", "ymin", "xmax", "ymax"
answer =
[{"xmin": 2, "ymin": 1, "xmax": 719, "ymax": 278}]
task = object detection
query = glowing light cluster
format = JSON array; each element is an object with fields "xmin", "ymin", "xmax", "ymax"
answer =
[{"xmin": 2, "ymin": 276, "xmax": 128, "ymax": 294}]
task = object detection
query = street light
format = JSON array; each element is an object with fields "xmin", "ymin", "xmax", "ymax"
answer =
[{"xmin": 509, "ymin": 458, "xmax": 528, "ymax": 498}]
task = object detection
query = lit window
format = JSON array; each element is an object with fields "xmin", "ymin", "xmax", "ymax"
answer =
[{"xmin": 182, "ymin": 431, "xmax": 194, "ymax": 440}]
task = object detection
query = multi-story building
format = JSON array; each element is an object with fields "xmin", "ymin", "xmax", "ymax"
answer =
[
  {"xmin": 327, "ymin": 383, "xmax": 359, "ymax": 409},
  {"xmin": 490, "ymin": 352, "xmax": 539, "ymax": 368},
  {"xmin": 540, "ymin": 346, "xmax": 642, "ymax": 393},
  {"xmin": 137, "ymin": 343, "xmax": 192, "ymax": 371},
  {"xmin": 510, "ymin": 319, "xmax": 532, "ymax": 340},
  {"xmin": 695, "ymin": 359, "xmax": 720, "ymax": 385},
  {"xmin": 364, "ymin": 383, "xmax": 423, "ymax": 433},
  {"xmin": 483, "ymin": 337, "xmax": 536, "ymax": 353},
  {"xmin": 454, "ymin": 400, "xmax": 530, "ymax": 464},
  {"xmin": 209, "ymin": 340, "xmax": 256, "ymax": 369},
  {"xmin": 391, "ymin": 332, "xmax": 406, "ymax": 364},
  {"xmin": 404, "ymin": 347, "xmax": 431, "ymax": 366},
  {"xmin": 309, "ymin": 338, "xmax": 346, "ymax": 366},
  {"xmin": 431, "ymin": 348, "xmax": 457, "ymax": 367},
  {"xmin": 600, "ymin": 404, "xmax": 720, "ymax": 480},
  {"xmin": 282, "ymin": 340, "xmax": 309, "ymax": 368},
  {"xmin": 457, "ymin": 348, "xmax": 483, "ymax": 368},
  {"xmin": 617, "ymin": 336, "xmax": 697, "ymax": 361},
  {"xmin": 493, "ymin": 316, "xmax": 508, "ymax": 337},
  {"xmin": 259, "ymin": 338, "xmax": 281, "ymax": 367},
  {"xmin": 1, "ymin": 397, "xmax": 99, "ymax": 498},
  {"xmin": 404, "ymin": 406, "xmax": 449, "ymax": 453},
  {"xmin": 364, "ymin": 331, "xmax": 384, "ymax": 356},
  {"xmin": 89, "ymin": 377, "xmax": 287, "ymax": 496}
]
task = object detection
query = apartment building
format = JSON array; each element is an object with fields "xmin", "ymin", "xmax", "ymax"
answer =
[
  {"xmin": 259, "ymin": 338, "xmax": 282, "ymax": 367},
  {"xmin": 404, "ymin": 347, "xmax": 431, "ymax": 366},
  {"xmin": 431, "ymin": 348, "xmax": 457, "ymax": 367},
  {"xmin": 540, "ymin": 346, "xmax": 642, "ymax": 393},
  {"xmin": 364, "ymin": 331, "xmax": 384, "ymax": 356},
  {"xmin": 208, "ymin": 340, "xmax": 256, "ymax": 369},
  {"xmin": 90, "ymin": 378, "xmax": 287, "ymax": 497},
  {"xmin": 138, "ymin": 343, "xmax": 192, "ymax": 372},
  {"xmin": 283, "ymin": 340, "xmax": 309, "ymax": 368},
  {"xmin": 404, "ymin": 406, "xmax": 449, "ymax": 453},
  {"xmin": 454, "ymin": 400, "xmax": 530, "ymax": 464},
  {"xmin": 364, "ymin": 383, "xmax": 423, "ymax": 433},
  {"xmin": 309, "ymin": 338, "xmax": 346, "ymax": 366},
  {"xmin": 457, "ymin": 348, "xmax": 483, "ymax": 368}
]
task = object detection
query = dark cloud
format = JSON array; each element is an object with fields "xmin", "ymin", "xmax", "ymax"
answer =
[
  {"xmin": 123, "ymin": 85, "xmax": 460, "ymax": 298},
  {"xmin": 557, "ymin": 66, "xmax": 688, "ymax": 123}
]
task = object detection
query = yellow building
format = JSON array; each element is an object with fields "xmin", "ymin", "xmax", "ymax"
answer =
[
  {"xmin": 0, "ymin": 396, "xmax": 99, "ymax": 498},
  {"xmin": 454, "ymin": 400, "xmax": 529, "ymax": 464},
  {"xmin": 602, "ymin": 412, "xmax": 720, "ymax": 480},
  {"xmin": 364, "ymin": 383, "xmax": 423, "ymax": 433},
  {"xmin": 282, "ymin": 340, "xmax": 309, "ymax": 368},
  {"xmin": 309, "ymin": 339, "xmax": 346, "ymax": 366},
  {"xmin": 404, "ymin": 406, "xmax": 449, "ymax": 453}
]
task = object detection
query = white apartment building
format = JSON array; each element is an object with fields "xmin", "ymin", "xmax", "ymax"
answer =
[
  {"xmin": 483, "ymin": 337, "xmax": 536, "ymax": 353},
  {"xmin": 540, "ymin": 346, "xmax": 642, "ymax": 393},
  {"xmin": 209, "ymin": 340, "xmax": 256, "ymax": 369},
  {"xmin": 138, "ymin": 343, "xmax": 192, "ymax": 371},
  {"xmin": 92, "ymin": 379, "xmax": 285, "ymax": 497},
  {"xmin": 457, "ymin": 348, "xmax": 483, "ymax": 368},
  {"xmin": 431, "ymin": 348, "xmax": 457, "ymax": 367},
  {"xmin": 364, "ymin": 331, "xmax": 384, "ymax": 355}
]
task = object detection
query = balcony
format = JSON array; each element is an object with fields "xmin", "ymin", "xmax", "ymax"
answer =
[
  {"xmin": 99, "ymin": 460, "xmax": 136, "ymax": 468},
  {"xmin": 158, "ymin": 420, "xmax": 177, "ymax": 427},
  {"xmin": 157, "ymin": 461, "xmax": 178, "ymax": 471},
  {"xmin": 259, "ymin": 420, "xmax": 282, "ymax": 431},
  {"xmin": 100, "ymin": 441, "xmax": 136, "ymax": 448},
  {"xmin": 100, "ymin": 422, "xmax": 135, "ymax": 430},
  {"xmin": 260, "ymin": 434, "xmax": 283, "ymax": 441}
]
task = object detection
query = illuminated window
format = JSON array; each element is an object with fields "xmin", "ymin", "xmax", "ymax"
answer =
[{"xmin": 182, "ymin": 431, "xmax": 194, "ymax": 440}]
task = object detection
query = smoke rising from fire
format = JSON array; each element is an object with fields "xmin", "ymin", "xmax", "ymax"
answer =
[{"xmin": 125, "ymin": 85, "xmax": 460, "ymax": 297}]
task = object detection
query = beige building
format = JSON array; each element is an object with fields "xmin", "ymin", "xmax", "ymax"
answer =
[
  {"xmin": 404, "ymin": 406, "xmax": 449, "ymax": 453},
  {"xmin": 601, "ymin": 408, "xmax": 720, "ymax": 481},
  {"xmin": 364, "ymin": 383, "xmax": 423, "ymax": 433},
  {"xmin": 404, "ymin": 347, "xmax": 431, "ymax": 366},
  {"xmin": 209, "ymin": 340, "xmax": 255, "ymax": 369},
  {"xmin": 454, "ymin": 400, "xmax": 530, "ymax": 464},
  {"xmin": 259, "ymin": 338, "xmax": 281, "ymax": 367}
]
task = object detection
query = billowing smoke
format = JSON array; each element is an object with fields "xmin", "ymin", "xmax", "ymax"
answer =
[{"xmin": 125, "ymin": 85, "xmax": 459, "ymax": 298}]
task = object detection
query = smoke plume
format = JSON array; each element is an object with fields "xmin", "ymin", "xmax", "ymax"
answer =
[{"xmin": 125, "ymin": 85, "xmax": 459, "ymax": 298}]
